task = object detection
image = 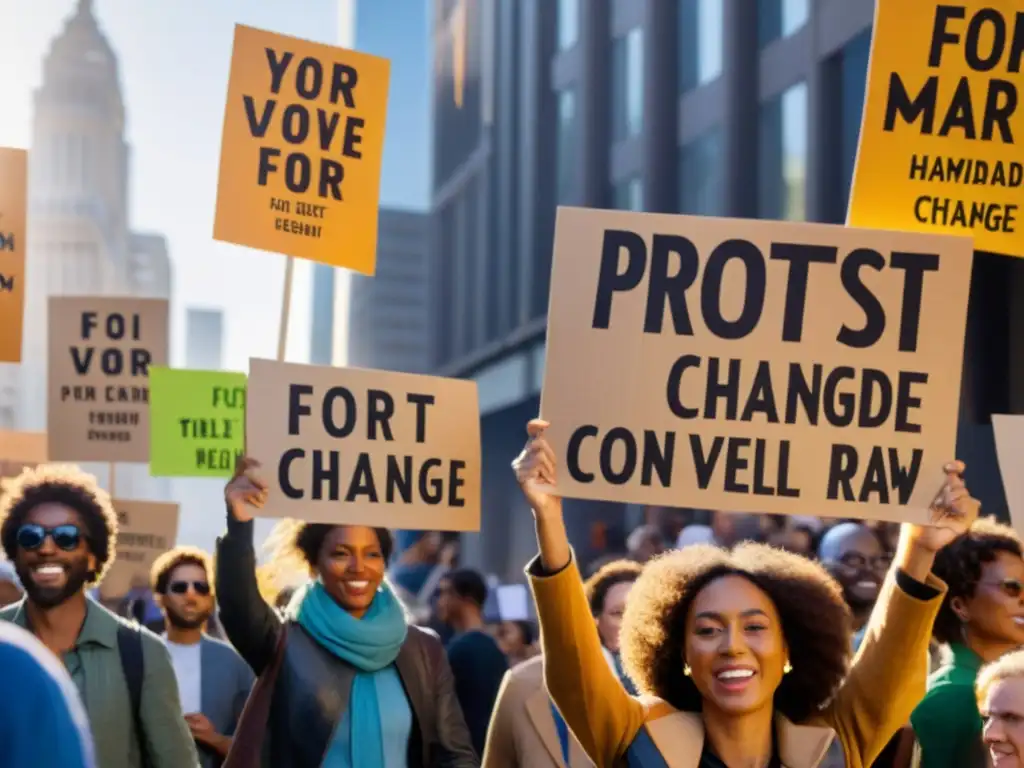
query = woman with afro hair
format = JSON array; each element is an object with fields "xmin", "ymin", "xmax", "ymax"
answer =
[{"xmin": 512, "ymin": 420, "xmax": 979, "ymax": 768}]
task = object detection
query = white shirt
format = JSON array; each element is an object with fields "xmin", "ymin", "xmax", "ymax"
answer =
[{"xmin": 163, "ymin": 639, "xmax": 203, "ymax": 715}]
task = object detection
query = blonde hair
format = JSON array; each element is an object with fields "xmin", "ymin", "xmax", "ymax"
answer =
[{"xmin": 977, "ymin": 649, "xmax": 1024, "ymax": 705}]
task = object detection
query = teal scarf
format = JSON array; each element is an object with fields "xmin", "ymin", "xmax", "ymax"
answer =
[{"xmin": 294, "ymin": 580, "xmax": 408, "ymax": 767}]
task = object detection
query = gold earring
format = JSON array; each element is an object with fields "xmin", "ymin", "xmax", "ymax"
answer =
[
  {"xmin": 683, "ymin": 664, "xmax": 692, "ymax": 677},
  {"xmin": 783, "ymin": 660, "xmax": 792, "ymax": 674}
]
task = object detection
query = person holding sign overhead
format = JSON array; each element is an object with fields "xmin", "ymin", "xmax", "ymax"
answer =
[
  {"xmin": 215, "ymin": 457, "xmax": 478, "ymax": 768},
  {"xmin": 513, "ymin": 419, "xmax": 978, "ymax": 768}
]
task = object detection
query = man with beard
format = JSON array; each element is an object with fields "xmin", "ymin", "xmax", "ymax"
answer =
[
  {"xmin": 819, "ymin": 521, "xmax": 891, "ymax": 649},
  {"xmin": 151, "ymin": 546, "xmax": 253, "ymax": 767},
  {"xmin": 0, "ymin": 464, "xmax": 197, "ymax": 768}
]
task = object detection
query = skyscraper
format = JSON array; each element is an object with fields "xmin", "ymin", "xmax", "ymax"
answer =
[{"xmin": 8, "ymin": 0, "xmax": 173, "ymax": 433}]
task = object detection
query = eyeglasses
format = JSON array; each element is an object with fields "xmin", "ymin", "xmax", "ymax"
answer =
[
  {"xmin": 168, "ymin": 580, "xmax": 211, "ymax": 596},
  {"xmin": 16, "ymin": 524, "xmax": 84, "ymax": 552},
  {"xmin": 983, "ymin": 579, "xmax": 1024, "ymax": 598},
  {"xmin": 838, "ymin": 552, "xmax": 892, "ymax": 571}
]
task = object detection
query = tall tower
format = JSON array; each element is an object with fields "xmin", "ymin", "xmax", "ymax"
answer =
[{"xmin": 14, "ymin": 0, "xmax": 134, "ymax": 431}]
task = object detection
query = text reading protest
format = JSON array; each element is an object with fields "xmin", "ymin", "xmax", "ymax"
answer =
[
  {"xmin": 47, "ymin": 297, "xmax": 169, "ymax": 463},
  {"xmin": 540, "ymin": 208, "xmax": 973, "ymax": 522},
  {"xmin": 214, "ymin": 24, "xmax": 390, "ymax": 273},
  {"xmin": 850, "ymin": 1, "xmax": 1023, "ymax": 258},
  {"xmin": 246, "ymin": 358, "xmax": 481, "ymax": 531},
  {"xmin": 149, "ymin": 368, "xmax": 247, "ymax": 477}
]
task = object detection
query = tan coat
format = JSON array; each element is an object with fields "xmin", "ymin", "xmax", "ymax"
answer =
[
  {"xmin": 530, "ymin": 555, "xmax": 946, "ymax": 768},
  {"xmin": 482, "ymin": 655, "xmax": 595, "ymax": 768}
]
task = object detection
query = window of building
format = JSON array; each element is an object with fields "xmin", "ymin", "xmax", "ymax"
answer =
[
  {"xmin": 679, "ymin": 0, "xmax": 724, "ymax": 92},
  {"xmin": 612, "ymin": 28, "xmax": 644, "ymax": 142},
  {"xmin": 679, "ymin": 127, "xmax": 725, "ymax": 215},
  {"xmin": 558, "ymin": 0, "xmax": 579, "ymax": 51},
  {"xmin": 758, "ymin": 81, "xmax": 807, "ymax": 221},
  {"xmin": 840, "ymin": 29, "xmax": 872, "ymax": 210},
  {"xmin": 613, "ymin": 177, "xmax": 644, "ymax": 211},
  {"xmin": 557, "ymin": 89, "xmax": 578, "ymax": 204},
  {"xmin": 758, "ymin": 0, "xmax": 810, "ymax": 48}
]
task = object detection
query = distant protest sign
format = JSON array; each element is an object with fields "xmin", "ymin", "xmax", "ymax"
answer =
[
  {"xmin": 149, "ymin": 368, "xmax": 247, "ymax": 478},
  {"xmin": 540, "ymin": 207, "xmax": 973, "ymax": 522},
  {"xmin": 246, "ymin": 358, "xmax": 481, "ymax": 530},
  {"xmin": 993, "ymin": 414, "xmax": 1024, "ymax": 539},
  {"xmin": 0, "ymin": 430, "xmax": 46, "ymax": 481},
  {"xmin": 214, "ymin": 24, "xmax": 390, "ymax": 275},
  {"xmin": 0, "ymin": 147, "xmax": 27, "ymax": 362},
  {"xmin": 848, "ymin": 1, "xmax": 1023, "ymax": 258},
  {"xmin": 100, "ymin": 500, "xmax": 179, "ymax": 599},
  {"xmin": 47, "ymin": 297, "xmax": 169, "ymax": 463}
]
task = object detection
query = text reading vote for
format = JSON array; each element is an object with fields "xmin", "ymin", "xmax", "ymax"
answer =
[
  {"xmin": 886, "ymin": 7, "xmax": 1024, "ymax": 144},
  {"xmin": 71, "ymin": 311, "xmax": 152, "ymax": 376},
  {"xmin": 247, "ymin": 49, "xmax": 364, "ymax": 200},
  {"xmin": 593, "ymin": 232, "xmax": 937, "ymax": 350}
]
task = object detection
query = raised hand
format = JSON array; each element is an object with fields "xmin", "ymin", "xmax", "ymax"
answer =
[
  {"xmin": 224, "ymin": 456, "xmax": 269, "ymax": 523},
  {"xmin": 511, "ymin": 419, "xmax": 562, "ymax": 520}
]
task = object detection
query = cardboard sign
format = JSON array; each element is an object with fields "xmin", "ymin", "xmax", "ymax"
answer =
[
  {"xmin": 47, "ymin": 297, "xmax": 169, "ymax": 463},
  {"xmin": 100, "ymin": 499, "xmax": 180, "ymax": 599},
  {"xmin": 246, "ymin": 358, "xmax": 481, "ymax": 530},
  {"xmin": 0, "ymin": 147, "xmax": 27, "ymax": 362},
  {"xmin": 541, "ymin": 207, "xmax": 973, "ymax": 522},
  {"xmin": 0, "ymin": 430, "xmax": 46, "ymax": 481},
  {"xmin": 993, "ymin": 414, "xmax": 1024, "ymax": 539},
  {"xmin": 848, "ymin": 1, "xmax": 1023, "ymax": 258},
  {"xmin": 214, "ymin": 24, "xmax": 390, "ymax": 274},
  {"xmin": 149, "ymin": 368, "xmax": 247, "ymax": 478}
]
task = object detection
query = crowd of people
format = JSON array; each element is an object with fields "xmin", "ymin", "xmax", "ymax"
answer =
[{"xmin": 1, "ymin": 422, "xmax": 1023, "ymax": 768}]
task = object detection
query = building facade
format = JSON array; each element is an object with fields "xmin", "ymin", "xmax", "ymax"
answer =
[
  {"xmin": 347, "ymin": 208, "xmax": 431, "ymax": 372},
  {"xmin": 184, "ymin": 308, "xmax": 224, "ymax": 371},
  {"xmin": 430, "ymin": 0, "xmax": 1024, "ymax": 578},
  {"xmin": 0, "ymin": 0, "xmax": 173, "ymax": 500}
]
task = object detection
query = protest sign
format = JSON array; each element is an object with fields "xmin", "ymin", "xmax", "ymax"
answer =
[
  {"xmin": 848, "ymin": 1, "xmax": 1023, "ymax": 258},
  {"xmin": 993, "ymin": 414, "xmax": 1024, "ymax": 538},
  {"xmin": 0, "ymin": 430, "xmax": 46, "ymax": 481},
  {"xmin": 100, "ymin": 500, "xmax": 179, "ymax": 599},
  {"xmin": 214, "ymin": 24, "xmax": 390, "ymax": 275},
  {"xmin": 47, "ymin": 297, "xmax": 169, "ymax": 463},
  {"xmin": 246, "ymin": 358, "xmax": 481, "ymax": 530},
  {"xmin": 0, "ymin": 147, "xmax": 27, "ymax": 362},
  {"xmin": 149, "ymin": 368, "xmax": 246, "ymax": 478},
  {"xmin": 540, "ymin": 207, "xmax": 973, "ymax": 522}
]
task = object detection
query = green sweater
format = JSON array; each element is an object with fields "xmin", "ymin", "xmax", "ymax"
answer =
[
  {"xmin": 910, "ymin": 643, "xmax": 984, "ymax": 768},
  {"xmin": 0, "ymin": 597, "xmax": 199, "ymax": 768}
]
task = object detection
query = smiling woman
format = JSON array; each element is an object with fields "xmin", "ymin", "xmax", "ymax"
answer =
[{"xmin": 214, "ymin": 457, "xmax": 477, "ymax": 768}]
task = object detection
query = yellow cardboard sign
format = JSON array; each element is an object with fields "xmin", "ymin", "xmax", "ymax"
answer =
[
  {"xmin": 0, "ymin": 147, "xmax": 27, "ymax": 362},
  {"xmin": 149, "ymin": 367, "xmax": 247, "ymax": 477},
  {"xmin": 848, "ymin": 1, "xmax": 1023, "ymax": 258},
  {"xmin": 214, "ymin": 24, "xmax": 390, "ymax": 275}
]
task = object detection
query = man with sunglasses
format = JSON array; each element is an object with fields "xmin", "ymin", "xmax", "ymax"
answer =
[
  {"xmin": 151, "ymin": 546, "xmax": 254, "ymax": 768},
  {"xmin": 0, "ymin": 464, "xmax": 198, "ymax": 768}
]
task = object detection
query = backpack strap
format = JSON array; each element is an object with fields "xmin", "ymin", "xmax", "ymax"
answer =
[{"xmin": 117, "ymin": 622, "xmax": 150, "ymax": 767}]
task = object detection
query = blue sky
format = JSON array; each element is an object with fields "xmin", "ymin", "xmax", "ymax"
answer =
[{"xmin": 0, "ymin": 0, "xmax": 431, "ymax": 372}]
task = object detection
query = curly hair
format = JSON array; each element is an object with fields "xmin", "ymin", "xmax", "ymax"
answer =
[
  {"xmin": 620, "ymin": 542, "xmax": 852, "ymax": 723},
  {"xmin": 150, "ymin": 545, "xmax": 214, "ymax": 595},
  {"xmin": 584, "ymin": 558, "xmax": 643, "ymax": 616},
  {"xmin": 932, "ymin": 516, "xmax": 1022, "ymax": 646},
  {"xmin": 0, "ymin": 464, "xmax": 119, "ymax": 586}
]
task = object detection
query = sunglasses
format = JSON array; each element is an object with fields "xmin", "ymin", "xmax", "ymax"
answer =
[
  {"xmin": 16, "ymin": 523, "xmax": 84, "ymax": 552},
  {"xmin": 839, "ymin": 552, "xmax": 892, "ymax": 571},
  {"xmin": 168, "ymin": 580, "xmax": 211, "ymax": 596}
]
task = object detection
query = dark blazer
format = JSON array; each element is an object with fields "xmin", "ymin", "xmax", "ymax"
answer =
[
  {"xmin": 197, "ymin": 635, "xmax": 255, "ymax": 768},
  {"xmin": 216, "ymin": 516, "xmax": 479, "ymax": 768}
]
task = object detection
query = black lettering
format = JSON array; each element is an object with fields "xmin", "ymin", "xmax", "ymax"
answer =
[
  {"xmin": 407, "ymin": 393, "xmax": 435, "ymax": 442},
  {"xmin": 288, "ymin": 384, "xmax": 313, "ymax": 435},
  {"xmin": 837, "ymin": 249, "xmax": 886, "ymax": 349},
  {"xmin": 701, "ymin": 239, "xmax": 766, "ymax": 340},
  {"xmin": 770, "ymin": 243, "xmax": 838, "ymax": 342},
  {"xmin": 599, "ymin": 427, "xmax": 637, "ymax": 485},
  {"xmin": 322, "ymin": 387, "xmax": 356, "ymax": 438},
  {"xmin": 895, "ymin": 372, "xmax": 928, "ymax": 433},
  {"xmin": 704, "ymin": 357, "xmax": 740, "ymax": 420},
  {"xmin": 312, "ymin": 450, "xmax": 341, "ymax": 501},
  {"xmin": 448, "ymin": 460, "xmax": 466, "ymax": 506},
  {"xmin": 827, "ymin": 444, "xmax": 858, "ymax": 501},
  {"xmin": 279, "ymin": 447, "xmax": 304, "ymax": 498},
  {"xmin": 689, "ymin": 434, "xmax": 725, "ymax": 489},
  {"xmin": 666, "ymin": 354, "xmax": 701, "ymax": 419},
  {"xmin": 418, "ymin": 458, "xmax": 444, "ymax": 504},
  {"xmin": 593, "ymin": 229, "xmax": 647, "ymax": 330},
  {"xmin": 644, "ymin": 234, "xmax": 699, "ymax": 334},
  {"xmin": 890, "ymin": 251, "xmax": 940, "ymax": 352},
  {"xmin": 366, "ymin": 389, "xmax": 395, "ymax": 440},
  {"xmin": 723, "ymin": 438, "xmax": 750, "ymax": 494},
  {"xmin": 566, "ymin": 425, "xmax": 598, "ymax": 483}
]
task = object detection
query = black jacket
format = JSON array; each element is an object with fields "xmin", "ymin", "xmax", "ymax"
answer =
[{"xmin": 216, "ymin": 516, "xmax": 479, "ymax": 768}]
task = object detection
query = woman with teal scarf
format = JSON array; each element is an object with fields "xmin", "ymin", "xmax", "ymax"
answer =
[{"xmin": 217, "ymin": 458, "xmax": 479, "ymax": 768}]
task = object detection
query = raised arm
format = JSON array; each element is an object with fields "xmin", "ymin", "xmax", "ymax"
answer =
[
  {"xmin": 825, "ymin": 462, "xmax": 979, "ymax": 765},
  {"xmin": 514, "ymin": 419, "xmax": 646, "ymax": 767},
  {"xmin": 215, "ymin": 457, "xmax": 281, "ymax": 675}
]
